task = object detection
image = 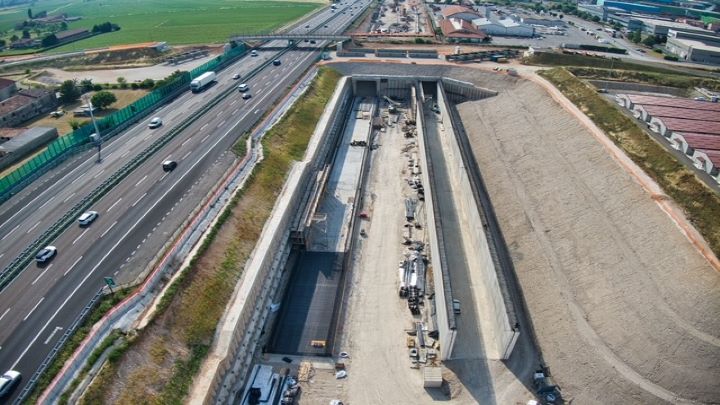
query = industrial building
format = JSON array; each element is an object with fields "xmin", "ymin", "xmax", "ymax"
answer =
[
  {"xmin": 441, "ymin": 18, "xmax": 489, "ymax": 42},
  {"xmin": 629, "ymin": 17, "xmax": 715, "ymax": 38},
  {"xmin": 617, "ymin": 94, "xmax": 720, "ymax": 181},
  {"xmin": 440, "ymin": 5, "xmax": 482, "ymax": 23},
  {"xmin": 472, "ymin": 17, "xmax": 534, "ymax": 37},
  {"xmin": 0, "ymin": 78, "xmax": 18, "ymax": 101},
  {"xmin": 666, "ymin": 29, "xmax": 720, "ymax": 65},
  {"xmin": 0, "ymin": 127, "xmax": 58, "ymax": 170},
  {"xmin": 521, "ymin": 17, "xmax": 566, "ymax": 27}
]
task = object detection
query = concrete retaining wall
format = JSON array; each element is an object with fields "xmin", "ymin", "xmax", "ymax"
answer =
[
  {"xmin": 415, "ymin": 82, "xmax": 457, "ymax": 361},
  {"xmin": 435, "ymin": 82, "xmax": 518, "ymax": 360},
  {"xmin": 586, "ymin": 79, "xmax": 688, "ymax": 97},
  {"xmin": 190, "ymin": 77, "xmax": 353, "ymax": 405}
]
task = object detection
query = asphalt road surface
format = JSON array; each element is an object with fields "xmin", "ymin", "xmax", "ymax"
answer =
[{"xmin": 0, "ymin": 1, "xmax": 371, "ymax": 402}]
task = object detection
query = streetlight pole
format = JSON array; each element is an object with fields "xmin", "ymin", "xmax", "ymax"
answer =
[{"xmin": 84, "ymin": 94, "xmax": 102, "ymax": 163}]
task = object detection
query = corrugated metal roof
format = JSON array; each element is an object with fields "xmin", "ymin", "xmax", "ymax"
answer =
[
  {"xmin": 628, "ymin": 94, "xmax": 720, "ymax": 112},
  {"xmin": 643, "ymin": 105, "xmax": 720, "ymax": 122},
  {"xmin": 680, "ymin": 133, "xmax": 720, "ymax": 150},
  {"xmin": 698, "ymin": 149, "xmax": 720, "ymax": 168},
  {"xmin": 661, "ymin": 117, "xmax": 720, "ymax": 135}
]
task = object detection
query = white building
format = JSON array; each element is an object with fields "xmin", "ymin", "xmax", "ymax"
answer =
[{"xmin": 472, "ymin": 17, "xmax": 534, "ymax": 37}]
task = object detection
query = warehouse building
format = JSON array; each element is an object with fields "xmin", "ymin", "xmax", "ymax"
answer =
[
  {"xmin": 666, "ymin": 29, "xmax": 720, "ymax": 65},
  {"xmin": 472, "ymin": 17, "xmax": 534, "ymax": 37},
  {"xmin": 441, "ymin": 18, "xmax": 489, "ymax": 42},
  {"xmin": 0, "ymin": 78, "xmax": 17, "ymax": 101},
  {"xmin": 0, "ymin": 127, "xmax": 58, "ymax": 170},
  {"xmin": 630, "ymin": 17, "xmax": 714, "ymax": 38},
  {"xmin": 0, "ymin": 88, "xmax": 56, "ymax": 127},
  {"xmin": 618, "ymin": 93, "xmax": 720, "ymax": 181},
  {"xmin": 440, "ymin": 5, "xmax": 482, "ymax": 23}
]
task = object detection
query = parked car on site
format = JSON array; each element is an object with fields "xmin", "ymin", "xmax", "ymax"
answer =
[
  {"xmin": 36, "ymin": 246, "xmax": 57, "ymax": 264},
  {"xmin": 148, "ymin": 117, "xmax": 163, "ymax": 129}
]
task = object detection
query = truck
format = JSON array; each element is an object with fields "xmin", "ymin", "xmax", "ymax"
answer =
[{"xmin": 190, "ymin": 71, "xmax": 216, "ymax": 93}]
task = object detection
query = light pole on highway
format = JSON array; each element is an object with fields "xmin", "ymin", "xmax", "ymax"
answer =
[{"xmin": 84, "ymin": 94, "xmax": 103, "ymax": 163}]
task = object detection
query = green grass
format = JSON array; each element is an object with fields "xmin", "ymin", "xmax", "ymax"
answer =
[
  {"xmin": 0, "ymin": 0, "xmax": 321, "ymax": 55},
  {"xmin": 524, "ymin": 52, "xmax": 712, "ymax": 76},
  {"xmin": 566, "ymin": 67, "xmax": 720, "ymax": 91},
  {"xmin": 539, "ymin": 68, "xmax": 720, "ymax": 259}
]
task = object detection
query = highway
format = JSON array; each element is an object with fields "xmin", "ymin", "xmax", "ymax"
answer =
[{"xmin": 0, "ymin": 1, "xmax": 371, "ymax": 402}]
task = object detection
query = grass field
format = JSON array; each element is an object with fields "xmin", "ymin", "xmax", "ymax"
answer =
[{"xmin": 0, "ymin": 0, "xmax": 322, "ymax": 54}]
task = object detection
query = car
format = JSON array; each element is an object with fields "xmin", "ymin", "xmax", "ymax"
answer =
[
  {"xmin": 148, "ymin": 117, "xmax": 163, "ymax": 129},
  {"xmin": 452, "ymin": 299, "xmax": 461, "ymax": 315},
  {"xmin": 324, "ymin": 25, "xmax": 328, "ymax": 28},
  {"xmin": 250, "ymin": 50, "xmax": 258, "ymax": 57},
  {"xmin": 78, "ymin": 211, "xmax": 99, "ymax": 227},
  {"xmin": 305, "ymin": 24, "xmax": 310, "ymax": 28},
  {"xmin": 237, "ymin": 83, "xmax": 249, "ymax": 92},
  {"xmin": 36, "ymin": 246, "xmax": 57, "ymax": 264},
  {"xmin": 242, "ymin": 93, "xmax": 252, "ymax": 100},
  {"xmin": 0, "ymin": 370, "xmax": 21, "ymax": 398},
  {"xmin": 232, "ymin": 73, "xmax": 240, "ymax": 80},
  {"xmin": 310, "ymin": 39, "xmax": 317, "ymax": 44},
  {"xmin": 162, "ymin": 160, "xmax": 177, "ymax": 172},
  {"xmin": 273, "ymin": 59, "xmax": 281, "ymax": 66}
]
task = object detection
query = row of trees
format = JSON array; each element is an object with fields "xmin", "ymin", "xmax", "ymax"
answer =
[{"xmin": 58, "ymin": 79, "xmax": 116, "ymax": 109}]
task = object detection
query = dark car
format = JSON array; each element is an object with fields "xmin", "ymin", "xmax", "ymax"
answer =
[
  {"xmin": 242, "ymin": 93, "xmax": 252, "ymax": 100},
  {"xmin": 273, "ymin": 59, "xmax": 281, "ymax": 66},
  {"xmin": 0, "ymin": 370, "xmax": 21, "ymax": 398},
  {"xmin": 162, "ymin": 160, "xmax": 178, "ymax": 172}
]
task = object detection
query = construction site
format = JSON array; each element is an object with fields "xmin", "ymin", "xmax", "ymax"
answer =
[{"xmin": 190, "ymin": 63, "xmax": 720, "ymax": 405}]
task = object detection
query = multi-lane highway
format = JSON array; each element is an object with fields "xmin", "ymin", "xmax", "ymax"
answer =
[{"xmin": 0, "ymin": 1, "xmax": 370, "ymax": 402}]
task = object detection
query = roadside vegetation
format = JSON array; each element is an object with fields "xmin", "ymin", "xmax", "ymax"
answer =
[
  {"xmin": 539, "ymin": 68, "xmax": 720, "ymax": 258},
  {"xmin": 79, "ymin": 67, "xmax": 342, "ymax": 404},
  {"xmin": 524, "ymin": 52, "xmax": 701, "ymax": 76},
  {"xmin": 23, "ymin": 288, "xmax": 131, "ymax": 405},
  {"xmin": 566, "ymin": 67, "xmax": 720, "ymax": 92}
]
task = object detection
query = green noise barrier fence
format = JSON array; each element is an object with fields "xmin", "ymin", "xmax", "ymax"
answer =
[{"xmin": 0, "ymin": 44, "xmax": 247, "ymax": 203}]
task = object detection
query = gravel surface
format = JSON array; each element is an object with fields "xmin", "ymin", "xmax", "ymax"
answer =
[{"xmin": 457, "ymin": 79, "xmax": 720, "ymax": 404}]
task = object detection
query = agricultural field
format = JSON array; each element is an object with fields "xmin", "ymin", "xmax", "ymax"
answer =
[{"xmin": 0, "ymin": 0, "xmax": 322, "ymax": 54}]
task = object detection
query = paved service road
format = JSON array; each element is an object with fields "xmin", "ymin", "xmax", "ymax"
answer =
[{"xmin": 0, "ymin": 1, "xmax": 370, "ymax": 402}]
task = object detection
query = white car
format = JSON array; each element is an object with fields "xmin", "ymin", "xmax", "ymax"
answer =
[
  {"xmin": 148, "ymin": 117, "xmax": 163, "ymax": 129},
  {"xmin": 232, "ymin": 73, "xmax": 240, "ymax": 80},
  {"xmin": 250, "ymin": 50, "xmax": 258, "ymax": 57},
  {"xmin": 452, "ymin": 299, "xmax": 461, "ymax": 315},
  {"xmin": 35, "ymin": 246, "xmax": 57, "ymax": 264},
  {"xmin": 0, "ymin": 370, "xmax": 21, "ymax": 398},
  {"xmin": 237, "ymin": 83, "xmax": 249, "ymax": 92},
  {"xmin": 78, "ymin": 211, "xmax": 99, "ymax": 227}
]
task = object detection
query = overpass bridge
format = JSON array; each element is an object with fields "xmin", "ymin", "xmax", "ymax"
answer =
[{"xmin": 231, "ymin": 33, "xmax": 351, "ymax": 42}]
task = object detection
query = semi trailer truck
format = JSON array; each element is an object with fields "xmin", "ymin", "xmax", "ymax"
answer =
[{"xmin": 190, "ymin": 71, "xmax": 216, "ymax": 93}]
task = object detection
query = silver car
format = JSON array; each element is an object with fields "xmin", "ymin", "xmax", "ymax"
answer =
[
  {"xmin": 78, "ymin": 211, "xmax": 99, "ymax": 227},
  {"xmin": 148, "ymin": 117, "xmax": 163, "ymax": 129},
  {"xmin": 36, "ymin": 246, "xmax": 57, "ymax": 264},
  {"xmin": 0, "ymin": 370, "xmax": 21, "ymax": 397}
]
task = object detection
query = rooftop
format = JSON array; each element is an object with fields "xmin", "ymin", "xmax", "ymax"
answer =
[
  {"xmin": 0, "ymin": 94, "xmax": 37, "ymax": 115},
  {"xmin": 661, "ymin": 117, "xmax": 720, "ymax": 136},
  {"xmin": 642, "ymin": 105, "xmax": 720, "ymax": 122},
  {"xmin": 669, "ymin": 35, "xmax": 720, "ymax": 52},
  {"xmin": 0, "ymin": 78, "xmax": 15, "ymax": 90},
  {"xmin": 633, "ymin": 16, "xmax": 714, "ymax": 32},
  {"xmin": 677, "ymin": 133, "xmax": 720, "ymax": 151},
  {"xmin": 55, "ymin": 28, "xmax": 89, "ymax": 40},
  {"xmin": 442, "ymin": 18, "xmax": 488, "ymax": 39},
  {"xmin": 441, "ymin": 5, "xmax": 481, "ymax": 19},
  {"xmin": 627, "ymin": 94, "xmax": 720, "ymax": 112}
]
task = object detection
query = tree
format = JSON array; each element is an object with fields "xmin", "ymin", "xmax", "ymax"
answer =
[
  {"xmin": 642, "ymin": 35, "xmax": 657, "ymax": 47},
  {"xmin": 10, "ymin": 34, "xmax": 18, "ymax": 42},
  {"xmin": 58, "ymin": 79, "xmax": 80, "ymax": 104},
  {"xmin": 117, "ymin": 76, "xmax": 127, "ymax": 89},
  {"xmin": 68, "ymin": 119, "xmax": 84, "ymax": 130},
  {"xmin": 80, "ymin": 79, "xmax": 94, "ymax": 93},
  {"xmin": 22, "ymin": 29, "xmax": 30, "ymax": 39},
  {"xmin": 27, "ymin": 8, "xmax": 32, "ymax": 19},
  {"xmin": 41, "ymin": 33, "xmax": 57, "ymax": 47},
  {"xmin": 91, "ymin": 90, "xmax": 117, "ymax": 109},
  {"xmin": 60, "ymin": 21, "xmax": 67, "ymax": 30},
  {"xmin": 140, "ymin": 78, "xmax": 155, "ymax": 89},
  {"xmin": 630, "ymin": 30, "xmax": 642, "ymax": 44},
  {"xmin": 0, "ymin": 39, "xmax": 6, "ymax": 48}
]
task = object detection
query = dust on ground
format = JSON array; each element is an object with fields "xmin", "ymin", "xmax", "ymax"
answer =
[{"xmin": 457, "ymin": 77, "xmax": 720, "ymax": 404}]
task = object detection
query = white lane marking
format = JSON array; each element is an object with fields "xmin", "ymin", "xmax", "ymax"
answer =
[
  {"xmin": 135, "ymin": 175, "xmax": 148, "ymax": 187},
  {"xmin": 131, "ymin": 192, "xmax": 147, "ymax": 207},
  {"xmin": 201, "ymin": 134, "xmax": 210, "ymax": 143},
  {"xmin": 27, "ymin": 220, "xmax": 41, "ymax": 233},
  {"xmin": 44, "ymin": 326, "xmax": 63, "ymax": 345},
  {"xmin": 216, "ymin": 120, "xmax": 226, "ymax": 128},
  {"xmin": 32, "ymin": 264, "xmax": 52, "ymax": 285},
  {"xmin": 182, "ymin": 151, "xmax": 192, "ymax": 160},
  {"xmin": 9, "ymin": 47, "xmax": 319, "ymax": 370},
  {"xmin": 107, "ymin": 198, "xmax": 122, "ymax": 212},
  {"xmin": 0, "ymin": 253, "xmax": 3, "ymax": 260},
  {"xmin": 254, "ymin": 109, "xmax": 260, "ymax": 114},
  {"xmin": 63, "ymin": 192, "xmax": 76, "ymax": 203},
  {"xmin": 265, "ymin": 80, "xmax": 271, "ymax": 86},
  {"xmin": 93, "ymin": 169, "xmax": 105, "ymax": 179},
  {"xmin": 100, "ymin": 220, "xmax": 117, "ymax": 238},
  {"xmin": 233, "ymin": 108, "xmax": 239, "ymax": 115},
  {"xmin": 72, "ymin": 229, "xmax": 89, "ymax": 245},
  {"xmin": 216, "ymin": 111, "xmax": 223, "ymax": 117},
  {"xmin": 200, "ymin": 123, "xmax": 208, "ymax": 131},
  {"xmin": 230, "ymin": 99, "xmax": 237, "ymax": 106},
  {"xmin": 23, "ymin": 297, "xmax": 44, "ymax": 321},
  {"xmin": 181, "ymin": 137, "xmax": 193, "ymax": 147},
  {"xmin": 0, "ymin": 308, "xmax": 10, "ymax": 322},
  {"xmin": 38, "ymin": 196, "xmax": 56, "ymax": 210},
  {"xmin": 69, "ymin": 172, "xmax": 86, "ymax": 185},
  {"xmin": 1, "ymin": 224, "xmax": 20, "ymax": 241},
  {"xmin": 64, "ymin": 256, "xmax": 82, "ymax": 276}
]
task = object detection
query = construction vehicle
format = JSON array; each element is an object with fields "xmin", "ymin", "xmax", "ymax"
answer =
[{"xmin": 533, "ymin": 369, "xmax": 562, "ymax": 404}]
